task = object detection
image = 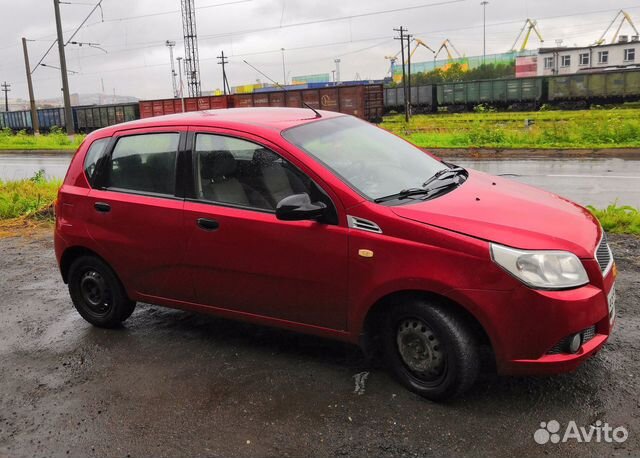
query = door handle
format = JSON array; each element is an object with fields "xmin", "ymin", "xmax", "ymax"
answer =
[
  {"xmin": 197, "ymin": 218, "xmax": 219, "ymax": 231},
  {"xmin": 94, "ymin": 202, "xmax": 111, "ymax": 213}
]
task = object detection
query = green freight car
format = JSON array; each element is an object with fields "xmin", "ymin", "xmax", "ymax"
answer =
[
  {"xmin": 548, "ymin": 70, "xmax": 640, "ymax": 102},
  {"xmin": 436, "ymin": 77, "xmax": 544, "ymax": 109}
]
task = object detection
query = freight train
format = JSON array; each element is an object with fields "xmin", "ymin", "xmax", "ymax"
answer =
[
  {"xmin": 0, "ymin": 83, "xmax": 384, "ymax": 133},
  {"xmin": 385, "ymin": 68, "xmax": 640, "ymax": 112},
  {"xmin": 2, "ymin": 69, "xmax": 640, "ymax": 133}
]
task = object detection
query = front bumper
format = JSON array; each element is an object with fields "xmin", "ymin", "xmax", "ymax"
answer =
[{"xmin": 447, "ymin": 259, "xmax": 616, "ymax": 376}]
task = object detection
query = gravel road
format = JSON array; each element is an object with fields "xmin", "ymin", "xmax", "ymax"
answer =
[{"xmin": 1, "ymin": 231, "xmax": 638, "ymax": 457}]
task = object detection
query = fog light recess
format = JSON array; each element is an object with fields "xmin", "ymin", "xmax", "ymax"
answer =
[{"xmin": 568, "ymin": 333, "xmax": 582, "ymax": 353}]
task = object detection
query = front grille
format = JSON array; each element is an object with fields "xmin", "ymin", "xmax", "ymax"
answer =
[
  {"xmin": 547, "ymin": 325, "xmax": 597, "ymax": 355},
  {"xmin": 595, "ymin": 233, "xmax": 612, "ymax": 274}
]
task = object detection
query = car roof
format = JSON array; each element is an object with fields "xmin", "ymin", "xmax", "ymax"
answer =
[{"xmin": 96, "ymin": 107, "xmax": 345, "ymax": 137}]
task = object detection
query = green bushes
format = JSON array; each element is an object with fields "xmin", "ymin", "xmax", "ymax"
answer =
[
  {"xmin": 587, "ymin": 204, "xmax": 640, "ymax": 235},
  {"xmin": 0, "ymin": 170, "xmax": 61, "ymax": 220}
]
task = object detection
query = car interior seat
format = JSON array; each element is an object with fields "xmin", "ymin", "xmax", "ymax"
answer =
[{"xmin": 253, "ymin": 149, "xmax": 307, "ymax": 208}]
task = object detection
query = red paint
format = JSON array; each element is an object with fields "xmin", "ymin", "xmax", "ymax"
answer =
[{"xmin": 55, "ymin": 108, "xmax": 614, "ymax": 376}]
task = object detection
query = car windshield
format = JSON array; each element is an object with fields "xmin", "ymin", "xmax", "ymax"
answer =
[{"xmin": 282, "ymin": 116, "xmax": 448, "ymax": 201}]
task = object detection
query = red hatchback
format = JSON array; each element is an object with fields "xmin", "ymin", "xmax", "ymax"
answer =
[{"xmin": 55, "ymin": 108, "xmax": 616, "ymax": 400}]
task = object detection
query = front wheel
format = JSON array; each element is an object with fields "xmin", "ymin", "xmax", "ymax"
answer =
[
  {"xmin": 68, "ymin": 255, "xmax": 136, "ymax": 328},
  {"xmin": 382, "ymin": 298, "xmax": 480, "ymax": 401}
]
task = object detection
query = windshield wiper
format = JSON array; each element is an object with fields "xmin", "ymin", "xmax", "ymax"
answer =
[
  {"xmin": 374, "ymin": 166, "xmax": 467, "ymax": 204},
  {"xmin": 422, "ymin": 166, "xmax": 466, "ymax": 189},
  {"xmin": 374, "ymin": 187, "xmax": 431, "ymax": 203}
]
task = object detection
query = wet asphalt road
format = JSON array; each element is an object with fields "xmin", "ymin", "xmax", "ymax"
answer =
[
  {"xmin": 1, "ymin": 152, "xmax": 639, "ymax": 208},
  {"xmin": 0, "ymin": 231, "xmax": 639, "ymax": 457}
]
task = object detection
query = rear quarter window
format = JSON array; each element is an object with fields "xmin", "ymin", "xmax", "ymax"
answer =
[{"xmin": 83, "ymin": 138, "xmax": 110, "ymax": 184}]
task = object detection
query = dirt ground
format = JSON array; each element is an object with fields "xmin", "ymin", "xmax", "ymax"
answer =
[{"xmin": 1, "ymin": 230, "xmax": 639, "ymax": 458}]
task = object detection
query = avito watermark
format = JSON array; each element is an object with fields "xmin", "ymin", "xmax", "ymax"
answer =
[{"xmin": 534, "ymin": 419, "xmax": 628, "ymax": 445}]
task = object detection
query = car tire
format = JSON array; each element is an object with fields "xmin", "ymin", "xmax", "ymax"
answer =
[
  {"xmin": 68, "ymin": 255, "xmax": 136, "ymax": 328},
  {"xmin": 382, "ymin": 297, "xmax": 479, "ymax": 401}
]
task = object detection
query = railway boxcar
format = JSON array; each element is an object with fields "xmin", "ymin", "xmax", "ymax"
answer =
[
  {"xmin": 37, "ymin": 107, "xmax": 66, "ymax": 132},
  {"xmin": 75, "ymin": 103, "xmax": 139, "ymax": 132},
  {"xmin": 548, "ymin": 70, "xmax": 640, "ymax": 103},
  {"xmin": 228, "ymin": 84, "xmax": 384, "ymax": 121},
  {"xmin": 437, "ymin": 77, "xmax": 543, "ymax": 110},
  {"xmin": 1, "ymin": 110, "xmax": 32, "ymax": 131},
  {"xmin": 139, "ymin": 95, "xmax": 231, "ymax": 118},
  {"xmin": 384, "ymin": 85, "xmax": 436, "ymax": 112}
]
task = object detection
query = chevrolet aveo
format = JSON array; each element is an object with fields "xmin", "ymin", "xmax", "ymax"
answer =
[{"xmin": 55, "ymin": 108, "xmax": 616, "ymax": 400}]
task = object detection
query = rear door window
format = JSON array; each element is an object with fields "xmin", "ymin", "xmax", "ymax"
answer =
[{"xmin": 106, "ymin": 133, "xmax": 179, "ymax": 196}]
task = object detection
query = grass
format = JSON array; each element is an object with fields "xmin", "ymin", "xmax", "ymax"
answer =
[
  {"xmin": 0, "ymin": 170, "xmax": 61, "ymax": 222},
  {"xmin": 380, "ymin": 108, "xmax": 640, "ymax": 149},
  {"xmin": 0, "ymin": 127, "xmax": 84, "ymax": 151},
  {"xmin": 587, "ymin": 204, "xmax": 640, "ymax": 235}
]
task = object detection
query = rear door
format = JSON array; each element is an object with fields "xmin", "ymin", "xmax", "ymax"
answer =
[
  {"xmin": 86, "ymin": 127, "xmax": 192, "ymax": 302},
  {"xmin": 182, "ymin": 128, "xmax": 349, "ymax": 330}
]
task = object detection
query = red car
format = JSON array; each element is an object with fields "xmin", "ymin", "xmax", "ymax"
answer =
[{"xmin": 55, "ymin": 108, "xmax": 616, "ymax": 400}]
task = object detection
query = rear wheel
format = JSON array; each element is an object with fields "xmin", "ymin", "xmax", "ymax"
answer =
[
  {"xmin": 68, "ymin": 255, "xmax": 136, "ymax": 328},
  {"xmin": 382, "ymin": 297, "xmax": 479, "ymax": 401}
]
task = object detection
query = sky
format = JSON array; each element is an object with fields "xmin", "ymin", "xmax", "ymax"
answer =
[{"xmin": 1, "ymin": 0, "xmax": 640, "ymax": 101}]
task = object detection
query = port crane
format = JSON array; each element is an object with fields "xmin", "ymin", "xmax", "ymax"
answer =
[
  {"xmin": 510, "ymin": 19, "xmax": 544, "ymax": 52},
  {"xmin": 385, "ymin": 38, "xmax": 435, "ymax": 77},
  {"xmin": 434, "ymin": 39, "xmax": 462, "ymax": 62},
  {"xmin": 594, "ymin": 10, "xmax": 639, "ymax": 45}
]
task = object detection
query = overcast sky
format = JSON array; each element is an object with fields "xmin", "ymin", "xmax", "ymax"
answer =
[{"xmin": 1, "ymin": 0, "xmax": 639, "ymax": 101}]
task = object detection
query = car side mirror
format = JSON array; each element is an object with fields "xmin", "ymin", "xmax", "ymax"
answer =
[{"xmin": 276, "ymin": 193, "xmax": 327, "ymax": 221}]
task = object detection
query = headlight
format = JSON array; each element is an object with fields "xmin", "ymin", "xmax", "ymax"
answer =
[{"xmin": 490, "ymin": 243, "xmax": 589, "ymax": 290}]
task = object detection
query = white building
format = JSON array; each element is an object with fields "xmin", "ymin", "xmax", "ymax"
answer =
[{"xmin": 536, "ymin": 36, "xmax": 640, "ymax": 76}]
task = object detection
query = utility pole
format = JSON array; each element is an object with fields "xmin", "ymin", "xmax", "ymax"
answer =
[
  {"xmin": 217, "ymin": 51, "xmax": 231, "ymax": 96},
  {"xmin": 394, "ymin": 26, "xmax": 409, "ymax": 122},
  {"xmin": 53, "ymin": 0, "xmax": 74, "ymax": 134},
  {"xmin": 334, "ymin": 58, "xmax": 341, "ymax": 84},
  {"xmin": 481, "ymin": 1, "xmax": 489, "ymax": 65},
  {"xmin": 177, "ymin": 56, "xmax": 185, "ymax": 112},
  {"xmin": 166, "ymin": 40, "xmax": 178, "ymax": 98},
  {"xmin": 1, "ymin": 82, "xmax": 10, "ymax": 112},
  {"xmin": 406, "ymin": 34, "xmax": 412, "ymax": 117},
  {"xmin": 22, "ymin": 38, "xmax": 40, "ymax": 134},
  {"xmin": 281, "ymin": 48, "xmax": 286, "ymax": 86}
]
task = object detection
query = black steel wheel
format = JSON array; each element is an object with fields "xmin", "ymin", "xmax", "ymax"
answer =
[
  {"xmin": 382, "ymin": 297, "xmax": 479, "ymax": 401},
  {"xmin": 68, "ymin": 255, "xmax": 136, "ymax": 328}
]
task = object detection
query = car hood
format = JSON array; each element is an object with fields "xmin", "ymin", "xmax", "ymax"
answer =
[{"xmin": 390, "ymin": 169, "xmax": 600, "ymax": 258}]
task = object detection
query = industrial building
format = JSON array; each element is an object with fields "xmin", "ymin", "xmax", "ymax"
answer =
[{"xmin": 536, "ymin": 37, "xmax": 640, "ymax": 76}]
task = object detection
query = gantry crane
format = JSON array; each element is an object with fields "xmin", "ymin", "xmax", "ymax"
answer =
[
  {"xmin": 510, "ymin": 19, "xmax": 544, "ymax": 52},
  {"xmin": 434, "ymin": 39, "xmax": 462, "ymax": 62},
  {"xmin": 594, "ymin": 10, "xmax": 639, "ymax": 45},
  {"xmin": 385, "ymin": 38, "xmax": 435, "ymax": 77}
]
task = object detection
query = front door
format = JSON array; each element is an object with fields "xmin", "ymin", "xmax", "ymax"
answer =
[{"xmin": 183, "ymin": 130, "xmax": 349, "ymax": 330}]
